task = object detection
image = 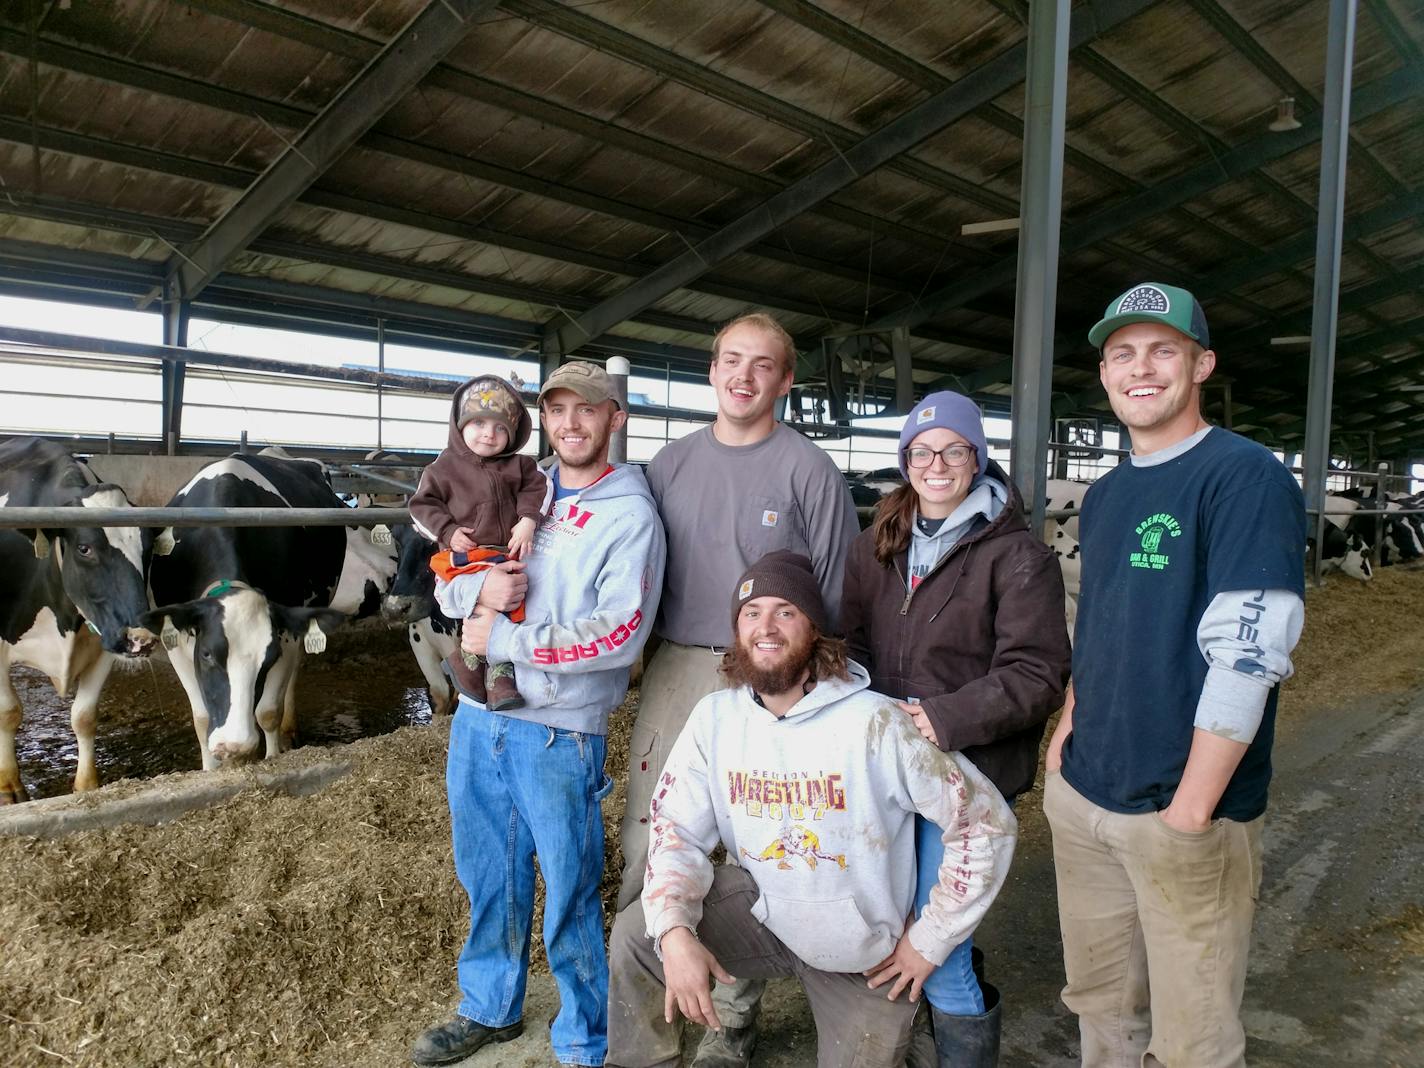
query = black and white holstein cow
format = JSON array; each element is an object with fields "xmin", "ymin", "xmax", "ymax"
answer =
[
  {"xmin": 1315, "ymin": 495, "xmax": 1376, "ymax": 582},
  {"xmin": 380, "ymin": 523, "xmax": 460, "ymax": 718},
  {"xmin": 143, "ymin": 452, "xmax": 397, "ymax": 769},
  {"xmin": 1335, "ymin": 486, "xmax": 1424, "ymax": 567},
  {"xmin": 0, "ymin": 438, "xmax": 158, "ymax": 802}
]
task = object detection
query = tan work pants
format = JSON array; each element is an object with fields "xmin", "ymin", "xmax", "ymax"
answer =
[
  {"xmin": 617, "ymin": 640, "xmax": 765, "ymax": 1029},
  {"xmin": 1043, "ymin": 770, "xmax": 1264, "ymax": 1068},
  {"xmin": 607, "ymin": 866, "xmax": 916, "ymax": 1068}
]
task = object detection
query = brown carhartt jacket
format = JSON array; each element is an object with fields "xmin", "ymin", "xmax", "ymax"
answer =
[
  {"xmin": 408, "ymin": 376, "xmax": 550, "ymax": 550},
  {"xmin": 841, "ymin": 463, "xmax": 1071, "ymax": 800}
]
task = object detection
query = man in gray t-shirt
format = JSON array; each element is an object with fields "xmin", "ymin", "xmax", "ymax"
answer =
[{"xmin": 618, "ymin": 311, "xmax": 859, "ymax": 1067}]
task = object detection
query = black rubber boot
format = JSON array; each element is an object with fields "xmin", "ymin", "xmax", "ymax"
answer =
[
  {"xmin": 930, "ymin": 982, "xmax": 1002, "ymax": 1068},
  {"xmin": 904, "ymin": 999, "xmax": 938, "ymax": 1068},
  {"xmin": 411, "ymin": 1016, "xmax": 523, "ymax": 1065}
]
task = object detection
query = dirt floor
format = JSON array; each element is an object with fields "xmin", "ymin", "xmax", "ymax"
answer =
[{"xmin": 2, "ymin": 569, "xmax": 1422, "ymax": 1066}]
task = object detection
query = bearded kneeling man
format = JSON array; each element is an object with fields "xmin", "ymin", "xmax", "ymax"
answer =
[{"xmin": 606, "ymin": 552, "xmax": 1017, "ymax": 1068}]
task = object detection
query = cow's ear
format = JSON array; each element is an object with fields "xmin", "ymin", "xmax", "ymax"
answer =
[
  {"xmin": 275, "ymin": 606, "xmax": 347, "ymax": 654},
  {"xmin": 140, "ymin": 600, "xmax": 211, "ymax": 650}
]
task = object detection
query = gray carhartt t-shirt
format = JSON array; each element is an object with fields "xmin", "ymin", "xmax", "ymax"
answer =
[{"xmin": 647, "ymin": 424, "xmax": 860, "ymax": 647}]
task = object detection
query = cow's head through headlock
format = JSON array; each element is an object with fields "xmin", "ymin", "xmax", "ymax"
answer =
[
  {"xmin": 381, "ymin": 524, "xmax": 438, "ymax": 625},
  {"xmin": 32, "ymin": 485, "xmax": 157, "ymax": 657},
  {"xmin": 141, "ymin": 587, "xmax": 345, "ymax": 762}
]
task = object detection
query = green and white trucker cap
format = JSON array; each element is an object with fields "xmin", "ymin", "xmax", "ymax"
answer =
[{"xmin": 1087, "ymin": 282, "xmax": 1210, "ymax": 351}]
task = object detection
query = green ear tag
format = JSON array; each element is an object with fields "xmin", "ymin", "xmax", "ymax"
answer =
[{"xmin": 205, "ymin": 580, "xmax": 233, "ymax": 599}]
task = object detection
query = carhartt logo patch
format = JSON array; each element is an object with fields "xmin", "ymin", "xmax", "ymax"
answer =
[
  {"xmin": 916, "ymin": 405, "xmax": 936, "ymax": 424},
  {"xmin": 739, "ymin": 579, "xmax": 754, "ymax": 600},
  {"xmin": 1117, "ymin": 285, "xmax": 1170, "ymax": 315},
  {"xmin": 762, "ymin": 510, "xmax": 779, "ymax": 527}
]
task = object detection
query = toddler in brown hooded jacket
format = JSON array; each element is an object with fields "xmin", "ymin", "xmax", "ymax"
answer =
[{"xmin": 409, "ymin": 375, "xmax": 551, "ymax": 711}]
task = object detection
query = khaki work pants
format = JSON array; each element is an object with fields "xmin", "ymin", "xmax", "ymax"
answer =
[
  {"xmin": 607, "ymin": 866, "xmax": 916, "ymax": 1068},
  {"xmin": 1043, "ymin": 770, "xmax": 1264, "ymax": 1068},
  {"xmin": 617, "ymin": 641, "xmax": 765, "ymax": 1028}
]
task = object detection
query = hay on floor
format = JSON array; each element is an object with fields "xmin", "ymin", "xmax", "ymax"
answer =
[{"xmin": 4, "ymin": 569, "xmax": 1423, "ymax": 1067}]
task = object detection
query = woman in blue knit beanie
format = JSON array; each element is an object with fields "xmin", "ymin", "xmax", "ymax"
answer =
[{"xmin": 843, "ymin": 391, "xmax": 1071, "ymax": 1066}]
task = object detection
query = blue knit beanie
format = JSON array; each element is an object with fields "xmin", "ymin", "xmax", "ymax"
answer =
[{"xmin": 897, "ymin": 391, "xmax": 988, "ymax": 478}]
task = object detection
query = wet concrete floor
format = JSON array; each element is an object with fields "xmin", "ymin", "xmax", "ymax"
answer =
[{"xmin": 10, "ymin": 623, "xmax": 430, "ymax": 800}]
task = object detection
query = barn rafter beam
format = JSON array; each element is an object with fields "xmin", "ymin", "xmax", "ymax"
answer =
[
  {"xmin": 1055, "ymin": 263, "xmax": 1424, "ymax": 419},
  {"xmin": 170, "ymin": 0, "xmax": 1264, "ymax": 334},
  {"xmin": 871, "ymin": 61, "xmax": 1424, "ymax": 331},
  {"xmin": 173, "ymin": 0, "xmax": 988, "ymax": 260},
  {"xmin": 768, "ymin": 0, "xmax": 1341, "ymax": 313},
  {"xmin": 165, "ymin": 0, "xmax": 503, "ymax": 302},
  {"xmin": 506, "ymin": 0, "xmax": 1169, "ymax": 279},
  {"xmin": 0, "ymin": 236, "xmax": 730, "ymax": 373},
  {"xmin": 2, "ymin": 119, "xmax": 1017, "ymax": 349},
  {"xmin": 914, "ymin": 189, "xmax": 1424, "ymax": 398},
  {"xmin": 0, "ymin": 233, "xmax": 1005, "ymax": 394},
  {"xmin": 1364, "ymin": 0, "xmax": 1424, "ymax": 66},
  {"xmin": 539, "ymin": 0, "xmax": 1159, "ymax": 358},
  {"xmin": 0, "ymin": 26, "xmax": 944, "ymax": 296},
  {"xmin": 1059, "ymin": 33, "xmax": 1397, "ymax": 330},
  {"xmin": 1189, "ymin": 0, "xmax": 1409, "ymax": 196}
]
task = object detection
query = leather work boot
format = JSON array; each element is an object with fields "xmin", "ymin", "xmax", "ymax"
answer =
[
  {"xmin": 691, "ymin": 1022, "xmax": 757, "ymax": 1068},
  {"xmin": 445, "ymin": 651, "xmax": 487, "ymax": 705},
  {"xmin": 931, "ymin": 982, "xmax": 1002, "ymax": 1067},
  {"xmin": 486, "ymin": 660, "xmax": 525, "ymax": 712},
  {"xmin": 411, "ymin": 1016, "xmax": 523, "ymax": 1065}
]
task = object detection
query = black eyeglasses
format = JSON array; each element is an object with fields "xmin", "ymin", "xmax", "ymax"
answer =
[{"xmin": 904, "ymin": 444, "xmax": 975, "ymax": 469}]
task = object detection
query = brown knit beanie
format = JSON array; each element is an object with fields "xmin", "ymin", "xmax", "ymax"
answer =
[
  {"xmin": 458, "ymin": 377, "xmax": 521, "ymax": 442},
  {"xmin": 731, "ymin": 551, "xmax": 828, "ymax": 634}
]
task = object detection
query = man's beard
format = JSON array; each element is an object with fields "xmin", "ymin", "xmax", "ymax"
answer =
[{"xmin": 722, "ymin": 629, "xmax": 816, "ymax": 696}]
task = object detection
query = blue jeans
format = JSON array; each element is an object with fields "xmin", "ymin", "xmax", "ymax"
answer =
[{"xmin": 447, "ymin": 702, "xmax": 614, "ymax": 1065}]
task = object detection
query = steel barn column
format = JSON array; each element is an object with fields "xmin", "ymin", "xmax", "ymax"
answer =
[
  {"xmin": 1009, "ymin": 0, "xmax": 1070, "ymax": 534},
  {"xmin": 1302, "ymin": 0, "xmax": 1358, "ymax": 584}
]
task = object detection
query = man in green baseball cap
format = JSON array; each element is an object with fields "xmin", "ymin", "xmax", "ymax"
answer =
[
  {"xmin": 1044, "ymin": 282, "xmax": 1308, "ymax": 1066},
  {"xmin": 1086, "ymin": 281, "xmax": 1211, "ymax": 351},
  {"xmin": 1086, "ymin": 282, "xmax": 1217, "ymax": 456}
]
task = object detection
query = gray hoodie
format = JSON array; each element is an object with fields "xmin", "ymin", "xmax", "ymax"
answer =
[
  {"xmin": 437, "ymin": 461, "xmax": 666, "ymax": 734},
  {"xmin": 643, "ymin": 662, "xmax": 1017, "ymax": 972},
  {"xmin": 907, "ymin": 475, "xmax": 1008, "ymax": 590}
]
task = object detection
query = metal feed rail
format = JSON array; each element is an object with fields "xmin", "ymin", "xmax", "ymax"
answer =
[{"xmin": 0, "ymin": 507, "xmax": 411, "ymax": 528}]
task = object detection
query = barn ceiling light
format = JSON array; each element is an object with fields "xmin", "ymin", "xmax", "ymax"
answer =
[
  {"xmin": 1269, "ymin": 97, "xmax": 1303, "ymax": 133},
  {"xmin": 961, "ymin": 218, "xmax": 1021, "ymax": 236}
]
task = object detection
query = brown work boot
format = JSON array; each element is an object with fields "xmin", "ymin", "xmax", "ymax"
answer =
[
  {"xmin": 445, "ymin": 651, "xmax": 486, "ymax": 705},
  {"xmin": 486, "ymin": 661, "xmax": 525, "ymax": 712},
  {"xmin": 691, "ymin": 1022, "xmax": 756, "ymax": 1068}
]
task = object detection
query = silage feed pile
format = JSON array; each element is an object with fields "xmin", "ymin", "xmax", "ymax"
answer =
[
  {"xmin": 1284, "ymin": 565, "xmax": 1424, "ymax": 717},
  {"xmin": 0, "ymin": 694, "xmax": 637, "ymax": 1068},
  {"xmin": 3, "ymin": 569, "xmax": 1423, "ymax": 1067}
]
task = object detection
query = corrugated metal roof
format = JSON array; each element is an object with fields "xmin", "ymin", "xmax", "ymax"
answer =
[{"xmin": 0, "ymin": 0, "xmax": 1419, "ymax": 451}]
